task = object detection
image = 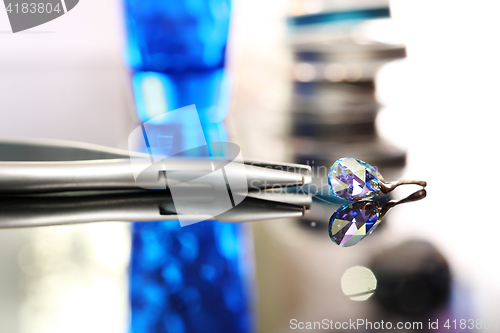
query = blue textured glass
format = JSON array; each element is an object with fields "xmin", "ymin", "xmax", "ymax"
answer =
[
  {"xmin": 130, "ymin": 220, "xmax": 252, "ymax": 333},
  {"xmin": 123, "ymin": 0, "xmax": 231, "ymax": 72},
  {"xmin": 123, "ymin": 1, "xmax": 253, "ymax": 332}
]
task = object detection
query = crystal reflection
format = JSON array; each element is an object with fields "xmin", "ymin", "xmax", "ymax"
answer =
[
  {"xmin": 329, "ymin": 189, "xmax": 427, "ymax": 247},
  {"xmin": 330, "ymin": 201, "xmax": 382, "ymax": 247}
]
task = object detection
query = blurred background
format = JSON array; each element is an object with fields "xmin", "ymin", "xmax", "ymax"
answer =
[{"xmin": 1, "ymin": 0, "xmax": 500, "ymax": 332}]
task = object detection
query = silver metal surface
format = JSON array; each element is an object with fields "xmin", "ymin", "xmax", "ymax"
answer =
[{"xmin": 0, "ymin": 139, "xmax": 312, "ymax": 194}]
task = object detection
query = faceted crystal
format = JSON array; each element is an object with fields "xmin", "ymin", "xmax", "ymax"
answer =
[
  {"xmin": 329, "ymin": 201, "xmax": 382, "ymax": 247},
  {"xmin": 328, "ymin": 158, "xmax": 384, "ymax": 201}
]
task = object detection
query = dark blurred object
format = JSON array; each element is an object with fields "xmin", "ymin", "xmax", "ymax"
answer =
[{"xmin": 370, "ymin": 240, "xmax": 451, "ymax": 317}]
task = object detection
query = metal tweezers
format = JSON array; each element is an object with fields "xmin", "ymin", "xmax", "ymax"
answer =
[{"xmin": 0, "ymin": 139, "xmax": 312, "ymax": 227}]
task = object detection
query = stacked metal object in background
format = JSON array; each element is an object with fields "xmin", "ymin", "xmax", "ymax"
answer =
[{"xmin": 287, "ymin": 0, "xmax": 407, "ymax": 171}]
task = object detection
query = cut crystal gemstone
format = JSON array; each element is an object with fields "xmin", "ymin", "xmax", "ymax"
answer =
[
  {"xmin": 328, "ymin": 158, "xmax": 384, "ymax": 201},
  {"xmin": 329, "ymin": 201, "xmax": 382, "ymax": 247}
]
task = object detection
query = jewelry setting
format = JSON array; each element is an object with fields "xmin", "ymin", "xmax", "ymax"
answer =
[
  {"xmin": 327, "ymin": 158, "xmax": 427, "ymax": 247},
  {"xmin": 327, "ymin": 157, "xmax": 426, "ymax": 201}
]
